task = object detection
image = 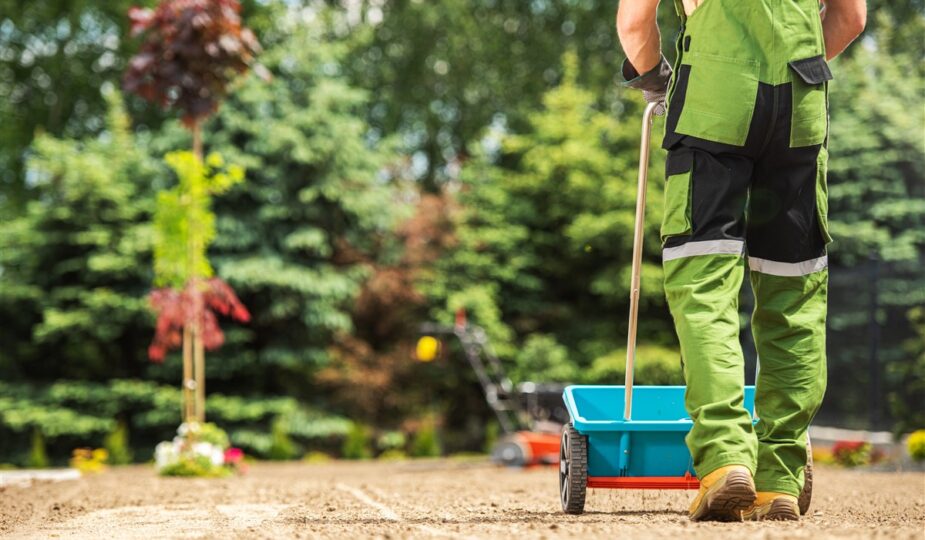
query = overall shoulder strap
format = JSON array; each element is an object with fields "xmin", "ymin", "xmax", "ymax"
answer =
[{"xmin": 673, "ymin": 0, "xmax": 688, "ymax": 23}]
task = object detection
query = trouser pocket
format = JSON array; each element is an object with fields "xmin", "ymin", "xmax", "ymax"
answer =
[
  {"xmin": 674, "ymin": 53, "xmax": 760, "ymax": 147},
  {"xmin": 661, "ymin": 149, "xmax": 693, "ymax": 243},
  {"xmin": 815, "ymin": 146, "xmax": 832, "ymax": 245},
  {"xmin": 789, "ymin": 55, "xmax": 833, "ymax": 147}
]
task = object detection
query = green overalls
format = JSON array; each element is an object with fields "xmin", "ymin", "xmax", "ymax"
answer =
[{"xmin": 661, "ymin": 0, "xmax": 831, "ymax": 497}]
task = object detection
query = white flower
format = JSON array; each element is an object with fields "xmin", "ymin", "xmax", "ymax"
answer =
[
  {"xmin": 155, "ymin": 441, "xmax": 178, "ymax": 470},
  {"xmin": 189, "ymin": 442, "xmax": 225, "ymax": 467},
  {"xmin": 210, "ymin": 447, "xmax": 224, "ymax": 466},
  {"xmin": 192, "ymin": 441, "xmax": 215, "ymax": 458}
]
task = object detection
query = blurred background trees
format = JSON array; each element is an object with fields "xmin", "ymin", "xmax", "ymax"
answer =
[{"xmin": 0, "ymin": 0, "xmax": 922, "ymax": 464}]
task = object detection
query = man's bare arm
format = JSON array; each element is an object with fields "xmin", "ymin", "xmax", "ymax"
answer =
[
  {"xmin": 616, "ymin": 0, "xmax": 663, "ymax": 74},
  {"xmin": 821, "ymin": 0, "xmax": 867, "ymax": 60}
]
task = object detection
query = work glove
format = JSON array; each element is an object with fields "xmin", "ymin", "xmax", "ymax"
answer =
[{"xmin": 621, "ymin": 54, "xmax": 672, "ymax": 115}]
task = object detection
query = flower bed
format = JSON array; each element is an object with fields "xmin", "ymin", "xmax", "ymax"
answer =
[{"xmin": 155, "ymin": 422, "xmax": 246, "ymax": 477}]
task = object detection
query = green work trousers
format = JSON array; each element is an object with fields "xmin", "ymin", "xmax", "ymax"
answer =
[
  {"xmin": 626, "ymin": 0, "xmax": 834, "ymax": 498},
  {"xmin": 661, "ymin": 73, "xmax": 830, "ymax": 499}
]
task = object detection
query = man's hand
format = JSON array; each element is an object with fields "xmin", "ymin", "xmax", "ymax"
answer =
[
  {"xmin": 621, "ymin": 55, "xmax": 672, "ymax": 113},
  {"xmin": 821, "ymin": 0, "xmax": 867, "ymax": 60}
]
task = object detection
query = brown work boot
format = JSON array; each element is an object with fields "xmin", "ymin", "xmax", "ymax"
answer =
[
  {"xmin": 688, "ymin": 465, "xmax": 757, "ymax": 522},
  {"xmin": 743, "ymin": 492, "xmax": 800, "ymax": 521}
]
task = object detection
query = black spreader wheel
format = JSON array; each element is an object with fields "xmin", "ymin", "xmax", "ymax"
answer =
[
  {"xmin": 799, "ymin": 434, "xmax": 814, "ymax": 515},
  {"xmin": 559, "ymin": 423, "xmax": 588, "ymax": 514}
]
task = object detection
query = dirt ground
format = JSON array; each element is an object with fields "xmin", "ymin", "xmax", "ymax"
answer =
[{"xmin": 1, "ymin": 460, "xmax": 923, "ymax": 539}]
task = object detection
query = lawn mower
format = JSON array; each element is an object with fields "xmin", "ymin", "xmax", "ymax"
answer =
[
  {"xmin": 416, "ymin": 310, "xmax": 569, "ymax": 467},
  {"xmin": 557, "ymin": 102, "xmax": 813, "ymax": 515}
]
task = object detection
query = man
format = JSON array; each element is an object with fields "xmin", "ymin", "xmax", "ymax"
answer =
[{"xmin": 616, "ymin": 0, "xmax": 866, "ymax": 522}]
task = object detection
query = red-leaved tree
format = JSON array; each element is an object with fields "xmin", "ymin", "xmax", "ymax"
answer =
[
  {"xmin": 124, "ymin": 0, "xmax": 263, "ymax": 131},
  {"xmin": 125, "ymin": 0, "xmax": 262, "ymax": 422},
  {"xmin": 148, "ymin": 278, "xmax": 251, "ymax": 362}
]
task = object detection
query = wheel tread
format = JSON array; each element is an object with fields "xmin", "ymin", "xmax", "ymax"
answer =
[{"xmin": 560, "ymin": 424, "xmax": 588, "ymax": 514}]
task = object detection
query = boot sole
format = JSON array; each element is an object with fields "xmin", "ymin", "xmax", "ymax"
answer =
[
  {"xmin": 762, "ymin": 498, "xmax": 800, "ymax": 521},
  {"xmin": 690, "ymin": 470, "xmax": 757, "ymax": 522}
]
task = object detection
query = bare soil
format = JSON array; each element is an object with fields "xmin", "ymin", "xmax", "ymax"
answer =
[{"xmin": 1, "ymin": 460, "xmax": 922, "ymax": 539}]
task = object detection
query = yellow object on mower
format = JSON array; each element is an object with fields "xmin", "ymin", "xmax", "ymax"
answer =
[{"xmin": 415, "ymin": 336, "xmax": 440, "ymax": 362}]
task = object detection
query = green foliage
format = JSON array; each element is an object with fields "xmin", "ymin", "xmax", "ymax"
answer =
[
  {"xmin": 153, "ymin": 151, "xmax": 245, "ymax": 287},
  {"xmin": 268, "ymin": 417, "xmax": 298, "ymax": 461},
  {"xmin": 907, "ymin": 430, "xmax": 925, "ymax": 461},
  {"xmin": 341, "ymin": 423, "xmax": 372, "ymax": 460},
  {"xmin": 159, "ymin": 454, "xmax": 231, "ymax": 478},
  {"xmin": 188, "ymin": 422, "xmax": 231, "ymax": 448},
  {"xmin": 832, "ymin": 441, "xmax": 873, "ymax": 468},
  {"xmin": 377, "ymin": 449, "xmax": 408, "ymax": 461},
  {"xmin": 303, "ymin": 451, "xmax": 333, "ymax": 464},
  {"xmin": 0, "ymin": 396, "xmax": 115, "ymax": 439},
  {"xmin": 103, "ymin": 421, "xmax": 134, "ymax": 465},
  {"xmin": 0, "ymin": 0, "xmax": 273, "ymax": 211},
  {"xmin": 584, "ymin": 344, "xmax": 683, "ymax": 386},
  {"xmin": 0, "ymin": 0, "xmax": 159, "ymax": 210},
  {"xmin": 483, "ymin": 421, "xmax": 500, "ymax": 455},
  {"xmin": 347, "ymin": 1, "xmax": 681, "ymax": 190},
  {"xmin": 28, "ymin": 429, "xmax": 49, "ymax": 469},
  {"xmin": 510, "ymin": 334, "xmax": 576, "ymax": 384},
  {"xmin": 409, "ymin": 417, "xmax": 442, "ymax": 458},
  {"xmin": 0, "ymin": 89, "xmax": 159, "ymax": 380},
  {"xmin": 890, "ymin": 308, "xmax": 925, "ymax": 434},
  {"xmin": 376, "ymin": 431, "xmax": 407, "ymax": 452},
  {"xmin": 822, "ymin": 21, "xmax": 925, "ymax": 429},
  {"xmin": 827, "ymin": 26, "xmax": 925, "ymax": 266},
  {"xmin": 424, "ymin": 50, "xmax": 670, "ymax": 371},
  {"xmin": 0, "ymin": 379, "xmax": 346, "ymax": 464}
]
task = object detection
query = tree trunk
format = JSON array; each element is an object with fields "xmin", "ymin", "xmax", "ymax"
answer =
[
  {"xmin": 190, "ymin": 119, "xmax": 206, "ymax": 422},
  {"xmin": 182, "ymin": 325, "xmax": 195, "ymax": 422},
  {"xmin": 193, "ymin": 294, "xmax": 206, "ymax": 422}
]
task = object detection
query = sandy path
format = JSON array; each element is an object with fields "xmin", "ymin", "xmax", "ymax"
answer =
[{"xmin": 1, "ymin": 460, "xmax": 922, "ymax": 539}]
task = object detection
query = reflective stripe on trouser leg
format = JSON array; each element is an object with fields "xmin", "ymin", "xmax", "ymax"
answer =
[
  {"xmin": 750, "ymin": 265, "xmax": 828, "ymax": 497},
  {"xmin": 663, "ymin": 250, "xmax": 758, "ymax": 478}
]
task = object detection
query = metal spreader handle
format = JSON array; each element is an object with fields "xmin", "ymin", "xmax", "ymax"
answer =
[{"xmin": 624, "ymin": 101, "xmax": 661, "ymax": 421}]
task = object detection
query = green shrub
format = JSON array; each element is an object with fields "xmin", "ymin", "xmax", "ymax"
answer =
[
  {"xmin": 104, "ymin": 421, "xmax": 133, "ymax": 465},
  {"xmin": 584, "ymin": 344, "xmax": 683, "ymax": 385},
  {"xmin": 832, "ymin": 441, "xmax": 873, "ymax": 467},
  {"xmin": 28, "ymin": 428, "xmax": 49, "ymax": 468},
  {"xmin": 268, "ymin": 417, "xmax": 299, "ymax": 461},
  {"xmin": 510, "ymin": 334, "xmax": 577, "ymax": 383},
  {"xmin": 186, "ymin": 422, "xmax": 230, "ymax": 448},
  {"xmin": 303, "ymin": 451, "xmax": 333, "ymax": 463},
  {"xmin": 160, "ymin": 455, "xmax": 231, "ymax": 478},
  {"xmin": 409, "ymin": 417, "xmax": 441, "ymax": 458},
  {"xmin": 377, "ymin": 431, "xmax": 406, "ymax": 452},
  {"xmin": 483, "ymin": 421, "xmax": 499, "ymax": 454},
  {"xmin": 0, "ymin": 380, "xmax": 350, "ymax": 463},
  {"xmin": 342, "ymin": 423, "xmax": 372, "ymax": 460},
  {"xmin": 378, "ymin": 449, "xmax": 407, "ymax": 461},
  {"xmin": 907, "ymin": 430, "xmax": 925, "ymax": 461}
]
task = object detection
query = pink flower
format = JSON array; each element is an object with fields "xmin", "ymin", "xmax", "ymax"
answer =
[{"xmin": 224, "ymin": 447, "xmax": 244, "ymax": 464}]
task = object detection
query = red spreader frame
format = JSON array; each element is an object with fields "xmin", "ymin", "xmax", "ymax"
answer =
[{"xmin": 587, "ymin": 471, "xmax": 699, "ymax": 490}]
